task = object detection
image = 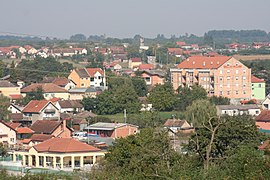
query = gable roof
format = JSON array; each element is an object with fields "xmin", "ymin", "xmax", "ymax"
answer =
[
  {"xmin": 256, "ymin": 110, "xmax": 270, "ymax": 122},
  {"xmin": 16, "ymin": 127, "xmax": 34, "ymax": 134},
  {"xmin": 0, "ymin": 80, "xmax": 17, "ymax": 87},
  {"xmin": 22, "ymin": 100, "xmax": 53, "ymax": 113},
  {"xmin": 75, "ymin": 68, "xmax": 104, "ymax": 78},
  {"xmin": 5, "ymin": 122, "xmax": 21, "ymax": 129},
  {"xmin": 33, "ymin": 138, "xmax": 100, "ymax": 153},
  {"xmin": 0, "ymin": 121, "xmax": 16, "ymax": 132},
  {"xmin": 85, "ymin": 122, "xmax": 138, "ymax": 131},
  {"xmin": 21, "ymin": 83, "xmax": 67, "ymax": 93},
  {"xmin": 177, "ymin": 56, "xmax": 232, "ymax": 69},
  {"xmin": 142, "ymin": 70, "xmax": 165, "ymax": 77},
  {"xmin": 138, "ymin": 64, "xmax": 154, "ymax": 70},
  {"xmin": 131, "ymin": 58, "xmax": 142, "ymax": 62},
  {"xmin": 251, "ymin": 75, "xmax": 265, "ymax": 83},
  {"xmin": 30, "ymin": 120, "xmax": 62, "ymax": 134},
  {"xmin": 9, "ymin": 113, "xmax": 23, "ymax": 121},
  {"xmin": 30, "ymin": 134, "xmax": 54, "ymax": 142},
  {"xmin": 58, "ymin": 100, "xmax": 83, "ymax": 108},
  {"xmin": 164, "ymin": 119, "xmax": 187, "ymax": 127}
]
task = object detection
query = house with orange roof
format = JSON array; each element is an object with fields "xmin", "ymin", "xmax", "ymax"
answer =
[
  {"xmin": 42, "ymin": 77, "xmax": 76, "ymax": 90},
  {"xmin": 170, "ymin": 56, "xmax": 252, "ymax": 101},
  {"xmin": 0, "ymin": 80, "xmax": 21, "ymax": 99},
  {"xmin": 256, "ymin": 110, "xmax": 270, "ymax": 133},
  {"xmin": 12, "ymin": 137, "xmax": 106, "ymax": 170},
  {"xmin": 22, "ymin": 100, "xmax": 60, "ymax": 124},
  {"xmin": 0, "ymin": 121, "xmax": 17, "ymax": 145},
  {"xmin": 251, "ymin": 75, "xmax": 265, "ymax": 101},
  {"xmin": 5, "ymin": 122, "xmax": 34, "ymax": 140},
  {"xmin": 21, "ymin": 83, "xmax": 69, "ymax": 100},
  {"xmin": 138, "ymin": 64, "xmax": 154, "ymax": 71},
  {"xmin": 30, "ymin": 119, "xmax": 72, "ymax": 138},
  {"xmin": 68, "ymin": 68, "xmax": 106, "ymax": 88},
  {"xmin": 140, "ymin": 70, "xmax": 165, "ymax": 86},
  {"xmin": 129, "ymin": 58, "xmax": 142, "ymax": 69}
]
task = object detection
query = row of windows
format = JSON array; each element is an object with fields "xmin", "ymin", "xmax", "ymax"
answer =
[
  {"xmin": 219, "ymin": 76, "xmax": 246, "ymax": 81},
  {"xmin": 220, "ymin": 91, "xmax": 246, "ymax": 95},
  {"xmin": 219, "ymin": 84, "xmax": 247, "ymax": 88},
  {"xmin": 220, "ymin": 69, "xmax": 246, "ymax": 75},
  {"xmin": 83, "ymin": 76, "xmax": 102, "ymax": 80}
]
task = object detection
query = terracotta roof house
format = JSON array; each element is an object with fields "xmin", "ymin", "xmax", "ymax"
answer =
[
  {"xmin": 84, "ymin": 122, "xmax": 138, "ymax": 138},
  {"xmin": 21, "ymin": 134, "xmax": 55, "ymax": 148},
  {"xmin": 12, "ymin": 137, "xmax": 105, "ymax": 170},
  {"xmin": 21, "ymin": 83, "xmax": 69, "ymax": 100},
  {"xmin": 9, "ymin": 113, "xmax": 23, "ymax": 122},
  {"xmin": 171, "ymin": 56, "xmax": 252, "ymax": 101},
  {"xmin": 262, "ymin": 95, "xmax": 270, "ymax": 110},
  {"xmin": 8, "ymin": 103, "xmax": 24, "ymax": 113},
  {"xmin": 256, "ymin": 110, "xmax": 270, "ymax": 133},
  {"xmin": 0, "ymin": 80, "xmax": 21, "ymax": 99},
  {"xmin": 68, "ymin": 68, "xmax": 106, "ymax": 88},
  {"xmin": 164, "ymin": 119, "xmax": 194, "ymax": 134},
  {"xmin": 30, "ymin": 120, "xmax": 72, "ymax": 138},
  {"xmin": 55, "ymin": 100, "xmax": 83, "ymax": 113},
  {"xmin": 0, "ymin": 121, "xmax": 17, "ymax": 145},
  {"xmin": 129, "ymin": 58, "xmax": 142, "ymax": 69},
  {"xmin": 138, "ymin": 64, "xmax": 154, "ymax": 71},
  {"xmin": 22, "ymin": 100, "xmax": 60, "ymax": 124},
  {"xmin": 42, "ymin": 77, "xmax": 76, "ymax": 91},
  {"xmin": 5, "ymin": 122, "xmax": 34, "ymax": 140},
  {"xmin": 140, "ymin": 70, "xmax": 165, "ymax": 86}
]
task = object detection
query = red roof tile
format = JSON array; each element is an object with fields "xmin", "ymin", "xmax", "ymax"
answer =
[
  {"xmin": 30, "ymin": 134, "xmax": 54, "ymax": 142},
  {"xmin": 177, "ymin": 56, "xmax": 232, "ymax": 69},
  {"xmin": 131, "ymin": 58, "xmax": 142, "ymax": 62},
  {"xmin": 21, "ymin": 83, "xmax": 67, "ymax": 93},
  {"xmin": 138, "ymin": 64, "xmax": 154, "ymax": 70},
  {"xmin": 85, "ymin": 68, "xmax": 104, "ymax": 76},
  {"xmin": 251, "ymin": 75, "xmax": 265, "ymax": 83},
  {"xmin": 22, "ymin": 100, "xmax": 50, "ymax": 113},
  {"xmin": 52, "ymin": 78, "xmax": 70, "ymax": 87},
  {"xmin": 33, "ymin": 138, "xmax": 100, "ymax": 153},
  {"xmin": 21, "ymin": 139, "xmax": 32, "ymax": 144},
  {"xmin": 5, "ymin": 122, "xmax": 21, "ymax": 129},
  {"xmin": 30, "ymin": 120, "xmax": 62, "ymax": 134},
  {"xmin": 256, "ymin": 110, "xmax": 270, "ymax": 121},
  {"xmin": 9, "ymin": 94, "xmax": 23, "ymax": 100},
  {"xmin": 17, "ymin": 127, "xmax": 34, "ymax": 134}
]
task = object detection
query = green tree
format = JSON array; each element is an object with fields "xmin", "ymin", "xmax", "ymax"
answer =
[
  {"xmin": 209, "ymin": 95, "xmax": 230, "ymax": 105},
  {"xmin": 148, "ymin": 83, "xmax": 176, "ymax": 111},
  {"xmin": 82, "ymin": 97, "xmax": 98, "ymax": 112},
  {"xmin": 175, "ymin": 85, "xmax": 207, "ymax": 111},
  {"xmin": 0, "ymin": 95, "xmax": 10, "ymax": 121},
  {"xmin": 131, "ymin": 77, "xmax": 147, "ymax": 97},
  {"xmin": 70, "ymin": 34, "xmax": 86, "ymax": 41},
  {"xmin": 18, "ymin": 87, "xmax": 44, "ymax": 105}
]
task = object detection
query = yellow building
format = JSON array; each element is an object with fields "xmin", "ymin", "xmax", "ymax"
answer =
[
  {"xmin": 12, "ymin": 138, "xmax": 106, "ymax": 171},
  {"xmin": 0, "ymin": 80, "xmax": 21, "ymax": 98}
]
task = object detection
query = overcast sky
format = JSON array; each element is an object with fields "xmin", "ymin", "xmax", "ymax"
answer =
[{"xmin": 1, "ymin": 0, "xmax": 270, "ymax": 39}]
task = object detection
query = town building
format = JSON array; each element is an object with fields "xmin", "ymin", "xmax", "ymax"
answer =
[
  {"xmin": 21, "ymin": 83, "xmax": 69, "ymax": 100},
  {"xmin": 22, "ymin": 100, "xmax": 60, "ymax": 124},
  {"xmin": 255, "ymin": 110, "xmax": 270, "ymax": 133},
  {"xmin": 216, "ymin": 104, "xmax": 261, "ymax": 116},
  {"xmin": 164, "ymin": 118, "xmax": 194, "ymax": 134},
  {"xmin": 170, "ymin": 56, "xmax": 252, "ymax": 101},
  {"xmin": 0, "ymin": 80, "xmax": 21, "ymax": 98},
  {"xmin": 262, "ymin": 95, "xmax": 270, "ymax": 110},
  {"xmin": 55, "ymin": 100, "xmax": 83, "ymax": 113},
  {"xmin": 84, "ymin": 122, "xmax": 138, "ymax": 138},
  {"xmin": 140, "ymin": 70, "xmax": 165, "ymax": 86},
  {"xmin": 128, "ymin": 58, "xmax": 142, "ymax": 69},
  {"xmin": 251, "ymin": 75, "xmax": 265, "ymax": 101},
  {"xmin": 68, "ymin": 68, "xmax": 106, "ymax": 88},
  {"xmin": 0, "ymin": 121, "xmax": 17, "ymax": 145},
  {"xmin": 12, "ymin": 138, "xmax": 105, "ymax": 170}
]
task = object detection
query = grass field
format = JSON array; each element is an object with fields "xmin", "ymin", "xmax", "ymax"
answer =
[
  {"xmin": 233, "ymin": 54, "xmax": 270, "ymax": 61},
  {"xmin": 99, "ymin": 111, "xmax": 183, "ymax": 123}
]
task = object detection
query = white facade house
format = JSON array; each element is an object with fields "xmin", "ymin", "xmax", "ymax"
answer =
[
  {"xmin": 262, "ymin": 96, "xmax": 270, "ymax": 110},
  {"xmin": 216, "ymin": 104, "xmax": 261, "ymax": 116}
]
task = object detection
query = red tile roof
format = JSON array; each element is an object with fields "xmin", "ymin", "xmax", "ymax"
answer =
[
  {"xmin": 30, "ymin": 134, "xmax": 54, "ymax": 142},
  {"xmin": 17, "ymin": 127, "xmax": 34, "ymax": 134},
  {"xmin": 164, "ymin": 119, "xmax": 186, "ymax": 127},
  {"xmin": 9, "ymin": 94, "xmax": 23, "ymax": 100},
  {"xmin": 30, "ymin": 120, "xmax": 62, "ymax": 134},
  {"xmin": 52, "ymin": 78, "xmax": 70, "ymax": 87},
  {"xmin": 138, "ymin": 64, "xmax": 154, "ymax": 70},
  {"xmin": 131, "ymin": 58, "xmax": 142, "ymax": 62},
  {"xmin": 251, "ymin": 75, "xmax": 265, "ymax": 83},
  {"xmin": 5, "ymin": 122, "xmax": 21, "ymax": 129},
  {"xmin": 177, "ymin": 56, "xmax": 232, "ymax": 69},
  {"xmin": 22, "ymin": 100, "xmax": 50, "ymax": 113},
  {"xmin": 21, "ymin": 139, "xmax": 31, "ymax": 144},
  {"xmin": 49, "ymin": 97, "xmax": 61, "ymax": 103},
  {"xmin": 85, "ymin": 68, "xmax": 104, "ymax": 76},
  {"xmin": 256, "ymin": 110, "xmax": 270, "ymax": 122},
  {"xmin": 33, "ymin": 138, "xmax": 101, "ymax": 153},
  {"xmin": 21, "ymin": 83, "xmax": 67, "ymax": 93}
]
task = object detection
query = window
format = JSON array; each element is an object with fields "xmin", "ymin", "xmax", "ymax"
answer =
[
  {"xmin": 256, "ymin": 110, "xmax": 259, "ymax": 114},
  {"xmin": 220, "ymin": 70, "xmax": 223, "ymax": 74},
  {"xmin": 243, "ymin": 76, "xmax": 246, "ymax": 80},
  {"xmin": 236, "ymin": 77, "xmax": 239, "ymax": 80},
  {"xmin": 243, "ymin": 70, "xmax": 246, "ymax": 73},
  {"xmin": 227, "ymin": 84, "xmax": 230, "ymax": 88},
  {"xmin": 10, "ymin": 138, "xmax": 14, "ymax": 143},
  {"xmin": 81, "ymin": 83, "xmax": 85, "ymax": 87},
  {"xmin": 227, "ymin": 76, "xmax": 230, "ymax": 80},
  {"xmin": 236, "ymin": 70, "xmax": 239, "ymax": 74},
  {"xmin": 145, "ymin": 77, "xmax": 151, "ymax": 82},
  {"xmin": 243, "ymin": 84, "xmax": 246, "ymax": 87},
  {"xmin": 236, "ymin": 91, "xmax": 238, "ymax": 95},
  {"xmin": 220, "ymin": 84, "xmax": 223, "ymax": 88},
  {"xmin": 220, "ymin": 77, "xmax": 223, "ymax": 81},
  {"xmin": 227, "ymin": 70, "xmax": 230, "ymax": 74},
  {"xmin": 236, "ymin": 63, "xmax": 239, "ymax": 66},
  {"xmin": 252, "ymin": 88, "xmax": 254, "ymax": 90},
  {"xmin": 90, "ymin": 77, "xmax": 94, "ymax": 82},
  {"xmin": 98, "ymin": 76, "xmax": 101, "ymax": 79},
  {"xmin": 259, "ymin": 84, "xmax": 262, "ymax": 87},
  {"xmin": 227, "ymin": 91, "xmax": 230, "ymax": 95},
  {"xmin": 236, "ymin": 84, "xmax": 239, "ymax": 87},
  {"xmin": 220, "ymin": 91, "xmax": 223, "ymax": 95},
  {"xmin": 243, "ymin": 91, "xmax": 246, "ymax": 94},
  {"xmin": 227, "ymin": 63, "xmax": 230, "ymax": 66}
]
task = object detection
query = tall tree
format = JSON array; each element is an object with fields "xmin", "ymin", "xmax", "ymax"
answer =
[
  {"xmin": 148, "ymin": 83, "xmax": 176, "ymax": 111},
  {"xmin": 0, "ymin": 95, "xmax": 10, "ymax": 121},
  {"xmin": 131, "ymin": 77, "xmax": 147, "ymax": 97}
]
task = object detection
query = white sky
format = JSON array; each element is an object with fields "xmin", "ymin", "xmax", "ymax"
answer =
[{"xmin": 1, "ymin": 0, "xmax": 269, "ymax": 39}]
